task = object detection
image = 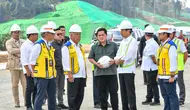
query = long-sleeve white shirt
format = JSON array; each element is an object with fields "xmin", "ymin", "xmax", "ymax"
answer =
[
  {"xmin": 158, "ymin": 38, "xmax": 178, "ymax": 79},
  {"xmin": 141, "ymin": 38, "xmax": 159, "ymax": 71},
  {"xmin": 61, "ymin": 40, "xmax": 86, "ymax": 78},
  {"xmin": 29, "ymin": 38, "xmax": 51, "ymax": 67},
  {"xmin": 115, "ymin": 35, "xmax": 138, "ymax": 74},
  {"xmin": 20, "ymin": 39, "xmax": 34, "ymax": 74}
]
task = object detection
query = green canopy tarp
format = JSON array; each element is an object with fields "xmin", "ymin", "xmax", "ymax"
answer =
[{"xmin": 0, "ymin": 1, "xmax": 159, "ymax": 46}]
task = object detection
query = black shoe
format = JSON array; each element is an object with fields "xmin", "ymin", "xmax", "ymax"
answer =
[
  {"xmin": 94, "ymin": 103, "xmax": 101, "ymax": 108},
  {"xmin": 15, "ymin": 104, "xmax": 20, "ymax": 108},
  {"xmin": 142, "ymin": 100, "xmax": 152, "ymax": 105},
  {"xmin": 107, "ymin": 102, "xmax": 111, "ymax": 108},
  {"xmin": 179, "ymin": 101, "xmax": 185, "ymax": 106},
  {"xmin": 150, "ymin": 101, "xmax": 161, "ymax": 106},
  {"xmin": 58, "ymin": 104, "xmax": 69, "ymax": 109}
]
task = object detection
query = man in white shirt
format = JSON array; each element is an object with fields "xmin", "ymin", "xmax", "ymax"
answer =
[
  {"xmin": 62, "ymin": 24, "xmax": 87, "ymax": 110},
  {"xmin": 115, "ymin": 20, "xmax": 138, "ymax": 110},
  {"xmin": 21, "ymin": 25, "xmax": 38, "ymax": 110},
  {"xmin": 29, "ymin": 24, "xmax": 56, "ymax": 110},
  {"xmin": 141, "ymin": 25, "xmax": 160, "ymax": 106},
  {"xmin": 169, "ymin": 25, "xmax": 188, "ymax": 106},
  {"xmin": 157, "ymin": 25, "xmax": 179, "ymax": 110}
]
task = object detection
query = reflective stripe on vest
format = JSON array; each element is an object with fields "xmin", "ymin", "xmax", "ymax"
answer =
[
  {"xmin": 174, "ymin": 38, "xmax": 184, "ymax": 70},
  {"xmin": 119, "ymin": 37, "xmax": 135, "ymax": 68}
]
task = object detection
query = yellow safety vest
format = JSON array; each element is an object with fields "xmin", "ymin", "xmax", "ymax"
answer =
[
  {"xmin": 173, "ymin": 38, "xmax": 184, "ymax": 71},
  {"xmin": 157, "ymin": 40, "xmax": 177, "ymax": 76},
  {"xmin": 64, "ymin": 41, "xmax": 86, "ymax": 75},
  {"xmin": 34, "ymin": 40, "xmax": 56, "ymax": 78}
]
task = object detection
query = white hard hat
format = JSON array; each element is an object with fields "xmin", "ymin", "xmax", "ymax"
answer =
[
  {"xmin": 118, "ymin": 20, "xmax": 133, "ymax": 29},
  {"xmin": 40, "ymin": 24, "xmax": 55, "ymax": 34},
  {"xmin": 10, "ymin": 24, "xmax": 21, "ymax": 32},
  {"xmin": 26, "ymin": 25, "xmax": 38, "ymax": 34},
  {"xmin": 144, "ymin": 25, "xmax": 155, "ymax": 33},
  {"xmin": 48, "ymin": 21, "xmax": 57, "ymax": 29},
  {"xmin": 69, "ymin": 24, "xmax": 82, "ymax": 33},
  {"xmin": 157, "ymin": 25, "xmax": 173, "ymax": 34},
  {"xmin": 169, "ymin": 25, "xmax": 176, "ymax": 33},
  {"xmin": 98, "ymin": 56, "xmax": 111, "ymax": 68}
]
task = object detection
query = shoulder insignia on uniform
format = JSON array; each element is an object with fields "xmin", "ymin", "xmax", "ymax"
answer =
[
  {"xmin": 168, "ymin": 40, "xmax": 177, "ymax": 49},
  {"xmin": 35, "ymin": 39, "xmax": 44, "ymax": 45},
  {"xmin": 64, "ymin": 41, "xmax": 72, "ymax": 47}
]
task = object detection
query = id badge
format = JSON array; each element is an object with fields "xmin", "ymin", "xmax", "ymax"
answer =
[{"xmin": 49, "ymin": 60, "xmax": 53, "ymax": 66}]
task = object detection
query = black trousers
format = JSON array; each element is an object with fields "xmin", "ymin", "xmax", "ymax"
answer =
[
  {"xmin": 92, "ymin": 71, "xmax": 109, "ymax": 105},
  {"xmin": 119, "ymin": 74, "xmax": 137, "ymax": 110},
  {"xmin": 25, "ymin": 75, "xmax": 37, "ymax": 108},
  {"xmin": 67, "ymin": 78, "xmax": 86, "ymax": 110},
  {"xmin": 143, "ymin": 71, "xmax": 147, "ymax": 84},
  {"xmin": 96, "ymin": 75, "xmax": 119, "ymax": 110},
  {"xmin": 145, "ymin": 70, "xmax": 160, "ymax": 102}
]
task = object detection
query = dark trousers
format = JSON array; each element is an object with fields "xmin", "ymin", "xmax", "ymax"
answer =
[
  {"xmin": 158, "ymin": 79, "xmax": 179, "ymax": 110},
  {"xmin": 119, "ymin": 74, "xmax": 137, "ymax": 110},
  {"xmin": 96, "ymin": 75, "xmax": 119, "ymax": 110},
  {"xmin": 177, "ymin": 70, "xmax": 186, "ymax": 103},
  {"xmin": 67, "ymin": 78, "xmax": 86, "ymax": 110},
  {"xmin": 34, "ymin": 78, "xmax": 56, "ymax": 110},
  {"xmin": 145, "ymin": 70, "xmax": 160, "ymax": 102},
  {"xmin": 56, "ymin": 68, "xmax": 65, "ymax": 105},
  {"xmin": 25, "ymin": 75, "xmax": 37, "ymax": 108},
  {"xmin": 143, "ymin": 71, "xmax": 147, "ymax": 84},
  {"xmin": 92, "ymin": 71, "xmax": 109, "ymax": 105}
]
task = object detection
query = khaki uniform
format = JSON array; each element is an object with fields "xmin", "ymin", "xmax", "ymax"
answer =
[{"xmin": 6, "ymin": 38, "xmax": 26, "ymax": 105}]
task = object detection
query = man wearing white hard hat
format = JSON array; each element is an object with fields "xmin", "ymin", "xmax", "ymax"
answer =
[
  {"xmin": 6, "ymin": 24, "xmax": 26, "ymax": 108},
  {"xmin": 88, "ymin": 28, "xmax": 119, "ymax": 110},
  {"xmin": 169, "ymin": 25, "xmax": 188, "ymax": 106},
  {"xmin": 29, "ymin": 24, "xmax": 56, "ymax": 110},
  {"xmin": 20, "ymin": 25, "xmax": 38, "ymax": 110},
  {"xmin": 157, "ymin": 25, "xmax": 179, "ymax": 110},
  {"xmin": 62, "ymin": 24, "xmax": 87, "ymax": 110},
  {"xmin": 115, "ymin": 20, "xmax": 138, "ymax": 110},
  {"xmin": 141, "ymin": 25, "xmax": 160, "ymax": 106}
]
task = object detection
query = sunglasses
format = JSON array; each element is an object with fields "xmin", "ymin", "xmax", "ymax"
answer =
[{"xmin": 56, "ymin": 33, "xmax": 63, "ymax": 36}]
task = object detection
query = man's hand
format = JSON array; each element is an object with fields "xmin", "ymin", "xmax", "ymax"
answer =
[
  {"xmin": 68, "ymin": 72, "xmax": 74, "ymax": 82},
  {"xmin": 115, "ymin": 59, "xmax": 124, "ymax": 65},
  {"xmin": 26, "ymin": 70, "xmax": 31, "ymax": 77},
  {"xmin": 96, "ymin": 62, "xmax": 104, "ymax": 68},
  {"xmin": 169, "ymin": 77, "xmax": 175, "ymax": 83},
  {"xmin": 109, "ymin": 59, "xmax": 115, "ymax": 65}
]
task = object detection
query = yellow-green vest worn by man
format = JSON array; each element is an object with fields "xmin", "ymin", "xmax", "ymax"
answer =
[
  {"xmin": 33, "ymin": 39, "xmax": 56, "ymax": 78},
  {"xmin": 173, "ymin": 38, "xmax": 185, "ymax": 71},
  {"xmin": 64, "ymin": 41, "xmax": 86, "ymax": 75},
  {"xmin": 157, "ymin": 40, "xmax": 178, "ymax": 76}
]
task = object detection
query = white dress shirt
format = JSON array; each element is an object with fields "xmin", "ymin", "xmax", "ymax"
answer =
[
  {"xmin": 20, "ymin": 39, "xmax": 34, "ymax": 74},
  {"xmin": 158, "ymin": 38, "xmax": 178, "ymax": 79},
  {"xmin": 29, "ymin": 38, "xmax": 51, "ymax": 68},
  {"xmin": 141, "ymin": 38, "xmax": 159, "ymax": 71},
  {"xmin": 62, "ymin": 40, "xmax": 86, "ymax": 78},
  {"xmin": 115, "ymin": 35, "xmax": 138, "ymax": 74}
]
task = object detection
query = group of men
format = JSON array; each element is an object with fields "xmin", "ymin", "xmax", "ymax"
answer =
[
  {"xmin": 5, "ymin": 19, "xmax": 187, "ymax": 110},
  {"xmin": 6, "ymin": 22, "xmax": 71, "ymax": 110}
]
